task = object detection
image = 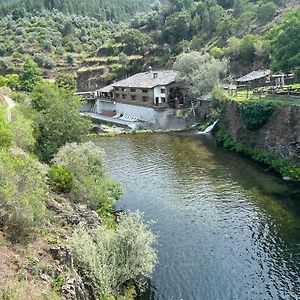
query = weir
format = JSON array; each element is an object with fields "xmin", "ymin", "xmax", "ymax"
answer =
[{"xmin": 197, "ymin": 119, "xmax": 219, "ymax": 135}]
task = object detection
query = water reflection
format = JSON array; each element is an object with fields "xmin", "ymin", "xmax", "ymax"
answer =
[{"xmin": 93, "ymin": 133, "xmax": 300, "ymax": 300}]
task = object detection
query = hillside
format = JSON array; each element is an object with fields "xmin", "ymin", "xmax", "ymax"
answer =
[
  {"xmin": 0, "ymin": 0, "xmax": 155, "ymax": 21},
  {"xmin": 0, "ymin": 0, "xmax": 299, "ymax": 91}
]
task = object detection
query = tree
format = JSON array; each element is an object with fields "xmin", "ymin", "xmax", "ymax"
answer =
[
  {"xmin": 257, "ymin": 2, "xmax": 277, "ymax": 24},
  {"xmin": 71, "ymin": 212, "xmax": 157, "ymax": 297},
  {"xmin": 163, "ymin": 11, "xmax": 190, "ymax": 44},
  {"xmin": 173, "ymin": 52, "xmax": 228, "ymax": 99},
  {"xmin": 268, "ymin": 8, "xmax": 300, "ymax": 76},
  {"xmin": 55, "ymin": 74, "xmax": 77, "ymax": 91},
  {"xmin": 19, "ymin": 58, "xmax": 42, "ymax": 92},
  {"xmin": 120, "ymin": 29, "xmax": 152, "ymax": 55},
  {"xmin": 31, "ymin": 83, "xmax": 90, "ymax": 161}
]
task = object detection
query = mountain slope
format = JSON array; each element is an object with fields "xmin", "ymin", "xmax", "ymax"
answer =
[{"xmin": 0, "ymin": 0, "xmax": 155, "ymax": 21}]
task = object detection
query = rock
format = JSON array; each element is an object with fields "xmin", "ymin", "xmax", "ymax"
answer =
[
  {"xmin": 40, "ymin": 273, "xmax": 52, "ymax": 282},
  {"xmin": 46, "ymin": 197, "xmax": 101, "ymax": 228},
  {"xmin": 62, "ymin": 275, "xmax": 97, "ymax": 300},
  {"xmin": 50, "ymin": 246, "xmax": 74, "ymax": 271},
  {"xmin": 73, "ymin": 204, "xmax": 101, "ymax": 228}
]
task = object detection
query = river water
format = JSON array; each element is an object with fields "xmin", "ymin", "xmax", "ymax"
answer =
[{"xmin": 94, "ymin": 133, "xmax": 300, "ymax": 300}]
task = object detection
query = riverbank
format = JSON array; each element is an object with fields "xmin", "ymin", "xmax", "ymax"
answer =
[{"xmin": 210, "ymin": 98, "xmax": 300, "ymax": 181}]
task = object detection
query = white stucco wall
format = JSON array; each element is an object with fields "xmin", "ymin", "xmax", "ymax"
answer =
[
  {"xmin": 95, "ymin": 100, "xmax": 187, "ymax": 129},
  {"xmin": 153, "ymin": 86, "xmax": 166, "ymax": 104}
]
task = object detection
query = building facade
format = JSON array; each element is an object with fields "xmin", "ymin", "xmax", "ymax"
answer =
[{"xmin": 93, "ymin": 70, "xmax": 187, "ymax": 129}]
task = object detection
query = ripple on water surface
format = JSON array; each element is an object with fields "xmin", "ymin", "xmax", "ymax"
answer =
[{"xmin": 94, "ymin": 134, "xmax": 300, "ymax": 300}]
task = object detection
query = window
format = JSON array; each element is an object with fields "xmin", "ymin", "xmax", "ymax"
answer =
[
  {"xmin": 115, "ymin": 93, "xmax": 119, "ymax": 98},
  {"xmin": 122, "ymin": 94, "xmax": 126, "ymax": 99},
  {"xmin": 161, "ymin": 97, "xmax": 166, "ymax": 103},
  {"xmin": 130, "ymin": 88, "xmax": 136, "ymax": 93},
  {"xmin": 142, "ymin": 96, "xmax": 148, "ymax": 102},
  {"xmin": 121, "ymin": 88, "xmax": 126, "ymax": 92},
  {"xmin": 161, "ymin": 88, "xmax": 166, "ymax": 94},
  {"xmin": 115, "ymin": 87, "xmax": 119, "ymax": 91},
  {"xmin": 142, "ymin": 89, "xmax": 148, "ymax": 93},
  {"xmin": 131, "ymin": 95, "xmax": 136, "ymax": 101}
]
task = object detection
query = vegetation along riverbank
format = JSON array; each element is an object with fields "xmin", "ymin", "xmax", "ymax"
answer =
[
  {"xmin": 0, "ymin": 60, "xmax": 157, "ymax": 299},
  {"xmin": 0, "ymin": 0, "xmax": 299, "ymax": 299}
]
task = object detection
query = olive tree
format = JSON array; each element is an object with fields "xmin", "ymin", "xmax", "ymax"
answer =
[
  {"xmin": 70, "ymin": 211, "xmax": 157, "ymax": 297},
  {"xmin": 173, "ymin": 52, "xmax": 228, "ymax": 99}
]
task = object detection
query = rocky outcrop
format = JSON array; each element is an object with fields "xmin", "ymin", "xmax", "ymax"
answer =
[
  {"xmin": 222, "ymin": 101, "xmax": 300, "ymax": 164},
  {"xmin": 46, "ymin": 196, "xmax": 102, "ymax": 300},
  {"xmin": 46, "ymin": 196, "xmax": 102, "ymax": 228}
]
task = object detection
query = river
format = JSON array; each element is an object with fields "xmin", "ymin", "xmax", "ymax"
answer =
[{"xmin": 93, "ymin": 133, "xmax": 300, "ymax": 300}]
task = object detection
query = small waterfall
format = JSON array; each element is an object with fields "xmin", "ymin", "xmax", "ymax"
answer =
[{"xmin": 196, "ymin": 120, "xmax": 219, "ymax": 135}]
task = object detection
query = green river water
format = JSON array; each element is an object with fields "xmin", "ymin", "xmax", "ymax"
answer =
[{"xmin": 94, "ymin": 133, "xmax": 300, "ymax": 300}]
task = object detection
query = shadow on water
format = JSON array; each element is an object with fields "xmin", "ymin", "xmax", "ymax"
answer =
[{"xmin": 92, "ymin": 133, "xmax": 300, "ymax": 300}]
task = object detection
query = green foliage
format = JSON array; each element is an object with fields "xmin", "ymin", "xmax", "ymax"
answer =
[
  {"xmin": 10, "ymin": 106, "xmax": 36, "ymax": 151},
  {"xmin": 31, "ymin": 83, "xmax": 90, "ymax": 161},
  {"xmin": 0, "ymin": 0, "xmax": 153, "ymax": 21},
  {"xmin": 268, "ymin": 8, "xmax": 300, "ymax": 75},
  {"xmin": 70, "ymin": 211, "xmax": 157, "ymax": 297},
  {"xmin": 0, "ymin": 149, "xmax": 48, "ymax": 243},
  {"xmin": 239, "ymin": 101, "xmax": 277, "ymax": 130},
  {"xmin": 0, "ymin": 107, "xmax": 13, "ymax": 149},
  {"xmin": 52, "ymin": 275, "xmax": 65, "ymax": 295},
  {"xmin": 48, "ymin": 166, "xmax": 74, "ymax": 193},
  {"xmin": 55, "ymin": 74, "xmax": 77, "ymax": 91},
  {"xmin": 173, "ymin": 52, "xmax": 228, "ymax": 99},
  {"xmin": 216, "ymin": 129, "xmax": 300, "ymax": 181},
  {"xmin": 163, "ymin": 10, "xmax": 190, "ymax": 44},
  {"xmin": 120, "ymin": 29, "xmax": 152, "ymax": 55},
  {"xmin": 257, "ymin": 2, "xmax": 277, "ymax": 24},
  {"xmin": 19, "ymin": 58, "xmax": 42, "ymax": 92},
  {"xmin": 52, "ymin": 142, "xmax": 123, "ymax": 210}
]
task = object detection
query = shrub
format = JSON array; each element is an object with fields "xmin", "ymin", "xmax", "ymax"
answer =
[
  {"xmin": 48, "ymin": 165, "xmax": 74, "ymax": 193},
  {"xmin": 0, "ymin": 107, "xmax": 13, "ymax": 149},
  {"xmin": 0, "ymin": 149, "xmax": 48, "ymax": 243},
  {"xmin": 10, "ymin": 107, "xmax": 36, "ymax": 151},
  {"xmin": 33, "ymin": 52, "xmax": 46, "ymax": 67},
  {"xmin": 44, "ymin": 57, "xmax": 56, "ymax": 69},
  {"xmin": 239, "ymin": 101, "xmax": 277, "ymax": 130},
  {"xmin": 52, "ymin": 142, "xmax": 123, "ymax": 210},
  {"xmin": 70, "ymin": 212, "xmax": 157, "ymax": 297}
]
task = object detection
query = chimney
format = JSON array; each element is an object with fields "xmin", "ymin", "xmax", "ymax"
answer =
[
  {"xmin": 153, "ymin": 72, "xmax": 158, "ymax": 79},
  {"xmin": 148, "ymin": 66, "xmax": 153, "ymax": 73}
]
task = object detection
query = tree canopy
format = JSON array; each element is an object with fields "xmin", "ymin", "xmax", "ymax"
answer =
[{"xmin": 268, "ymin": 8, "xmax": 300, "ymax": 76}]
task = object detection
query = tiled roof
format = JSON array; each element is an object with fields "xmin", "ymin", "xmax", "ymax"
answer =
[
  {"xmin": 112, "ymin": 70, "xmax": 178, "ymax": 88},
  {"xmin": 98, "ymin": 84, "xmax": 114, "ymax": 93},
  {"xmin": 236, "ymin": 69, "xmax": 271, "ymax": 82}
]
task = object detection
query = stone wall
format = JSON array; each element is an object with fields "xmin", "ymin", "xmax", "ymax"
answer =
[{"xmin": 222, "ymin": 101, "xmax": 300, "ymax": 163}]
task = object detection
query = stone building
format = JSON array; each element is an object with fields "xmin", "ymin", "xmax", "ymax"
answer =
[{"xmin": 92, "ymin": 69, "xmax": 188, "ymax": 129}]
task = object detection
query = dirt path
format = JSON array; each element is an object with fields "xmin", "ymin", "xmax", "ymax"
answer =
[{"xmin": 3, "ymin": 95, "xmax": 15, "ymax": 122}]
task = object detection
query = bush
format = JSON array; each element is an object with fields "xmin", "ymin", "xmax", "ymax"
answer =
[
  {"xmin": 0, "ymin": 107, "xmax": 13, "ymax": 149},
  {"xmin": 239, "ymin": 101, "xmax": 277, "ymax": 130},
  {"xmin": 70, "ymin": 212, "xmax": 157, "ymax": 297},
  {"xmin": 0, "ymin": 149, "xmax": 48, "ymax": 243},
  {"xmin": 52, "ymin": 142, "xmax": 123, "ymax": 210},
  {"xmin": 48, "ymin": 165, "xmax": 74, "ymax": 193},
  {"xmin": 10, "ymin": 107, "xmax": 36, "ymax": 151}
]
